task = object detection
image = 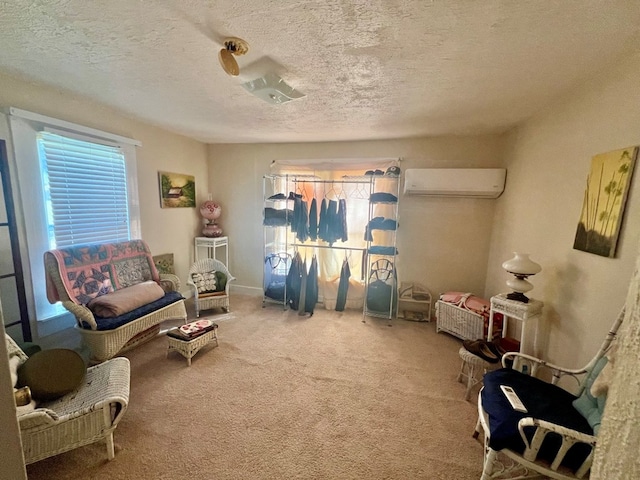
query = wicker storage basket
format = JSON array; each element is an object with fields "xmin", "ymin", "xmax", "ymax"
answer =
[{"xmin": 435, "ymin": 293, "xmax": 502, "ymax": 341}]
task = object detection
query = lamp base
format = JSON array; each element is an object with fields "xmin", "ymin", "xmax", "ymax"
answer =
[{"xmin": 506, "ymin": 292, "xmax": 530, "ymax": 303}]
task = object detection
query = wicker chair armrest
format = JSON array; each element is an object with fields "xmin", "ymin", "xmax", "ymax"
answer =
[
  {"xmin": 40, "ymin": 358, "xmax": 130, "ymax": 423},
  {"xmin": 159, "ymin": 273, "xmax": 181, "ymax": 292},
  {"xmin": 61, "ymin": 300, "xmax": 97, "ymax": 330},
  {"xmin": 18, "ymin": 408, "xmax": 59, "ymax": 429},
  {"xmin": 518, "ymin": 417, "xmax": 597, "ymax": 446},
  {"xmin": 224, "ymin": 273, "xmax": 236, "ymax": 295},
  {"xmin": 518, "ymin": 417, "xmax": 596, "ymax": 476},
  {"xmin": 502, "ymin": 352, "xmax": 587, "ymax": 385},
  {"xmin": 5, "ymin": 334, "xmax": 29, "ymax": 362}
]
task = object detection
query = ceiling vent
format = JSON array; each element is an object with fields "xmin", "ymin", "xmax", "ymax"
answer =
[
  {"xmin": 241, "ymin": 72, "xmax": 306, "ymax": 105},
  {"xmin": 404, "ymin": 168, "xmax": 506, "ymax": 198}
]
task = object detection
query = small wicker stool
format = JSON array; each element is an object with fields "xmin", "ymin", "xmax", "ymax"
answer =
[
  {"xmin": 167, "ymin": 326, "xmax": 218, "ymax": 366},
  {"xmin": 458, "ymin": 347, "xmax": 500, "ymax": 401}
]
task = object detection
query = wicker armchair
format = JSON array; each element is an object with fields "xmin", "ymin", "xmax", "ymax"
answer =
[
  {"xmin": 5, "ymin": 335, "xmax": 130, "ymax": 464},
  {"xmin": 187, "ymin": 258, "xmax": 235, "ymax": 317}
]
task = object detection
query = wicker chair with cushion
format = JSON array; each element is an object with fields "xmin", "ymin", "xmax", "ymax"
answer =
[
  {"xmin": 475, "ymin": 309, "xmax": 623, "ymax": 480},
  {"xmin": 5, "ymin": 334, "xmax": 130, "ymax": 464},
  {"xmin": 187, "ymin": 258, "xmax": 235, "ymax": 317}
]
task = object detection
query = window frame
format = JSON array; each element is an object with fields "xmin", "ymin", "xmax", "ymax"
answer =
[{"xmin": 7, "ymin": 108, "xmax": 141, "ymax": 329}]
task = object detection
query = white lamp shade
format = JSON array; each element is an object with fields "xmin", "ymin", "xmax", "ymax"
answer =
[{"xmin": 502, "ymin": 253, "xmax": 542, "ymax": 276}]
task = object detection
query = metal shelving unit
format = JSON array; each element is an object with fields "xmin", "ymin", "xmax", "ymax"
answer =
[
  {"xmin": 363, "ymin": 175, "xmax": 400, "ymax": 321},
  {"xmin": 261, "ymin": 173, "xmax": 400, "ymax": 316}
]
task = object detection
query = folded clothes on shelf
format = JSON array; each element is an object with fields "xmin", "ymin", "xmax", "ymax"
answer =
[
  {"xmin": 368, "ymin": 245, "xmax": 398, "ymax": 255},
  {"xmin": 267, "ymin": 192, "xmax": 303, "ymax": 200},
  {"xmin": 263, "ymin": 207, "xmax": 294, "ymax": 226},
  {"xmin": 364, "ymin": 217, "xmax": 397, "ymax": 241},
  {"xmin": 369, "ymin": 192, "xmax": 398, "ymax": 203}
]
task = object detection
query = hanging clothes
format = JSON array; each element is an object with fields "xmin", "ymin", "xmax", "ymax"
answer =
[
  {"xmin": 325, "ymin": 199, "xmax": 339, "ymax": 246},
  {"xmin": 335, "ymin": 258, "xmax": 351, "ymax": 312},
  {"xmin": 304, "ymin": 255, "xmax": 319, "ymax": 315},
  {"xmin": 338, "ymin": 199, "xmax": 348, "ymax": 242},
  {"xmin": 296, "ymin": 200, "xmax": 309, "ymax": 243},
  {"xmin": 318, "ymin": 198, "xmax": 328, "ymax": 241},
  {"xmin": 291, "ymin": 195, "xmax": 309, "ymax": 242},
  {"xmin": 286, "ymin": 252, "xmax": 303, "ymax": 310},
  {"xmin": 308, "ymin": 198, "xmax": 318, "ymax": 241},
  {"xmin": 297, "ymin": 256, "xmax": 308, "ymax": 314}
]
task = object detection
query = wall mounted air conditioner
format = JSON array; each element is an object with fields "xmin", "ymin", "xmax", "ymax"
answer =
[{"xmin": 403, "ymin": 168, "xmax": 506, "ymax": 198}]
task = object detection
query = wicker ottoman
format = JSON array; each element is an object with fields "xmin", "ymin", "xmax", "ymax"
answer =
[
  {"xmin": 457, "ymin": 347, "xmax": 500, "ymax": 401},
  {"xmin": 167, "ymin": 325, "xmax": 218, "ymax": 366}
]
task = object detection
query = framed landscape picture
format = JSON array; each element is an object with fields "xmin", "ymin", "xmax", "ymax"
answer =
[
  {"xmin": 158, "ymin": 171, "xmax": 196, "ymax": 208},
  {"xmin": 573, "ymin": 146, "xmax": 638, "ymax": 257}
]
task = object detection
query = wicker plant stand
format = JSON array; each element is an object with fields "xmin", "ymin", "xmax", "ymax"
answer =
[
  {"xmin": 458, "ymin": 347, "xmax": 500, "ymax": 401},
  {"xmin": 167, "ymin": 326, "xmax": 218, "ymax": 366}
]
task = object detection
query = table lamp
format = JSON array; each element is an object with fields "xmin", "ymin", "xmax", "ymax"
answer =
[{"xmin": 502, "ymin": 253, "xmax": 542, "ymax": 303}]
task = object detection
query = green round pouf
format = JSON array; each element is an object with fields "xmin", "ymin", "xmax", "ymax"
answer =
[{"xmin": 17, "ymin": 349, "xmax": 86, "ymax": 402}]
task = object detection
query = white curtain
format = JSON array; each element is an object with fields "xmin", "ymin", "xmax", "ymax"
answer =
[{"xmin": 271, "ymin": 158, "xmax": 399, "ymax": 310}]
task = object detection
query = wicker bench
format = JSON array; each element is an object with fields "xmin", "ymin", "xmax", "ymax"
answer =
[{"xmin": 45, "ymin": 239, "xmax": 187, "ymax": 362}]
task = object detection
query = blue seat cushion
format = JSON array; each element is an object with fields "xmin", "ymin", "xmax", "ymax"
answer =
[
  {"xmin": 482, "ymin": 368, "xmax": 594, "ymax": 471},
  {"xmin": 86, "ymin": 291, "xmax": 184, "ymax": 331}
]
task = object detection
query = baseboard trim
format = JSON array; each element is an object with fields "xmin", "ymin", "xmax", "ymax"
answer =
[{"xmin": 230, "ymin": 284, "xmax": 263, "ymax": 296}]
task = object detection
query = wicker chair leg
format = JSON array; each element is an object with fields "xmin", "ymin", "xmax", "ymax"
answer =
[
  {"xmin": 481, "ymin": 447, "xmax": 498, "ymax": 480},
  {"xmin": 473, "ymin": 416, "xmax": 481, "ymax": 439},
  {"xmin": 106, "ymin": 432, "xmax": 115, "ymax": 460}
]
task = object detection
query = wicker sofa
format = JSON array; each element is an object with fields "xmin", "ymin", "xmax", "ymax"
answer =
[{"xmin": 45, "ymin": 239, "xmax": 187, "ymax": 362}]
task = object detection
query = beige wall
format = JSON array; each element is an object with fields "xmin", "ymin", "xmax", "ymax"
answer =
[
  {"xmin": 208, "ymin": 136, "xmax": 506, "ymax": 303},
  {"xmin": 0, "ymin": 72, "xmax": 209, "ymax": 338},
  {"xmin": 485, "ymin": 50, "xmax": 640, "ymax": 367}
]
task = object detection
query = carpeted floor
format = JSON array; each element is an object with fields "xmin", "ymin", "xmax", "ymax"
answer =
[{"xmin": 25, "ymin": 295, "xmax": 485, "ymax": 479}]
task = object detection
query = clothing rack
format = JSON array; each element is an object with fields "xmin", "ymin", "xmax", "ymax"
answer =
[
  {"xmin": 262, "ymin": 173, "xmax": 399, "ymax": 316},
  {"xmin": 291, "ymin": 243, "xmax": 367, "ymax": 252}
]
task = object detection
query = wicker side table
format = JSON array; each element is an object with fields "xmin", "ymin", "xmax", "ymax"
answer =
[
  {"xmin": 457, "ymin": 347, "xmax": 500, "ymax": 401},
  {"xmin": 167, "ymin": 326, "xmax": 218, "ymax": 366}
]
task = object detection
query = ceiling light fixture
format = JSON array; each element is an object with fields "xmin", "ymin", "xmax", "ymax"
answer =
[
  {"xmin": 218, "ymin": 37, "xmax": 249, "ymax": 76},
  {"xmin": 241, "ymin": 72, "xmax": 306, "ymax": 104}
]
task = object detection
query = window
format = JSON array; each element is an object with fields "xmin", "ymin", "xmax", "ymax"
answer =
[
  {"xmin": 38, "ymin": 132, "xmax": 131, "ymax": 248},
  {"xmin": 7, "ymin": 108, "xmax": 141, "ymax": 327}
]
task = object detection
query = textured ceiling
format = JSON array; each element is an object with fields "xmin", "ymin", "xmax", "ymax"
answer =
[{"xmin": 1, "ymin": 1, "xmax": 639, "ymax": 144}]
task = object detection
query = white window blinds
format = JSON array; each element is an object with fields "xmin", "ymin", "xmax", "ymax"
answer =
[{"xmin": 37, "ymin": 131, "xmax": 131, "ymax": 248}]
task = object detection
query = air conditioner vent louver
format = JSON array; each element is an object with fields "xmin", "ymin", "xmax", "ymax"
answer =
[{"xmin": 404, "ymin": 168, "xmax": 506, "ymax": 198}]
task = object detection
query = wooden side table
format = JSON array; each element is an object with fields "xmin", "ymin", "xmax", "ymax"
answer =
[{"xmin": 487, "ymin": 293, "xmax": 543, "ymax": 355}]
